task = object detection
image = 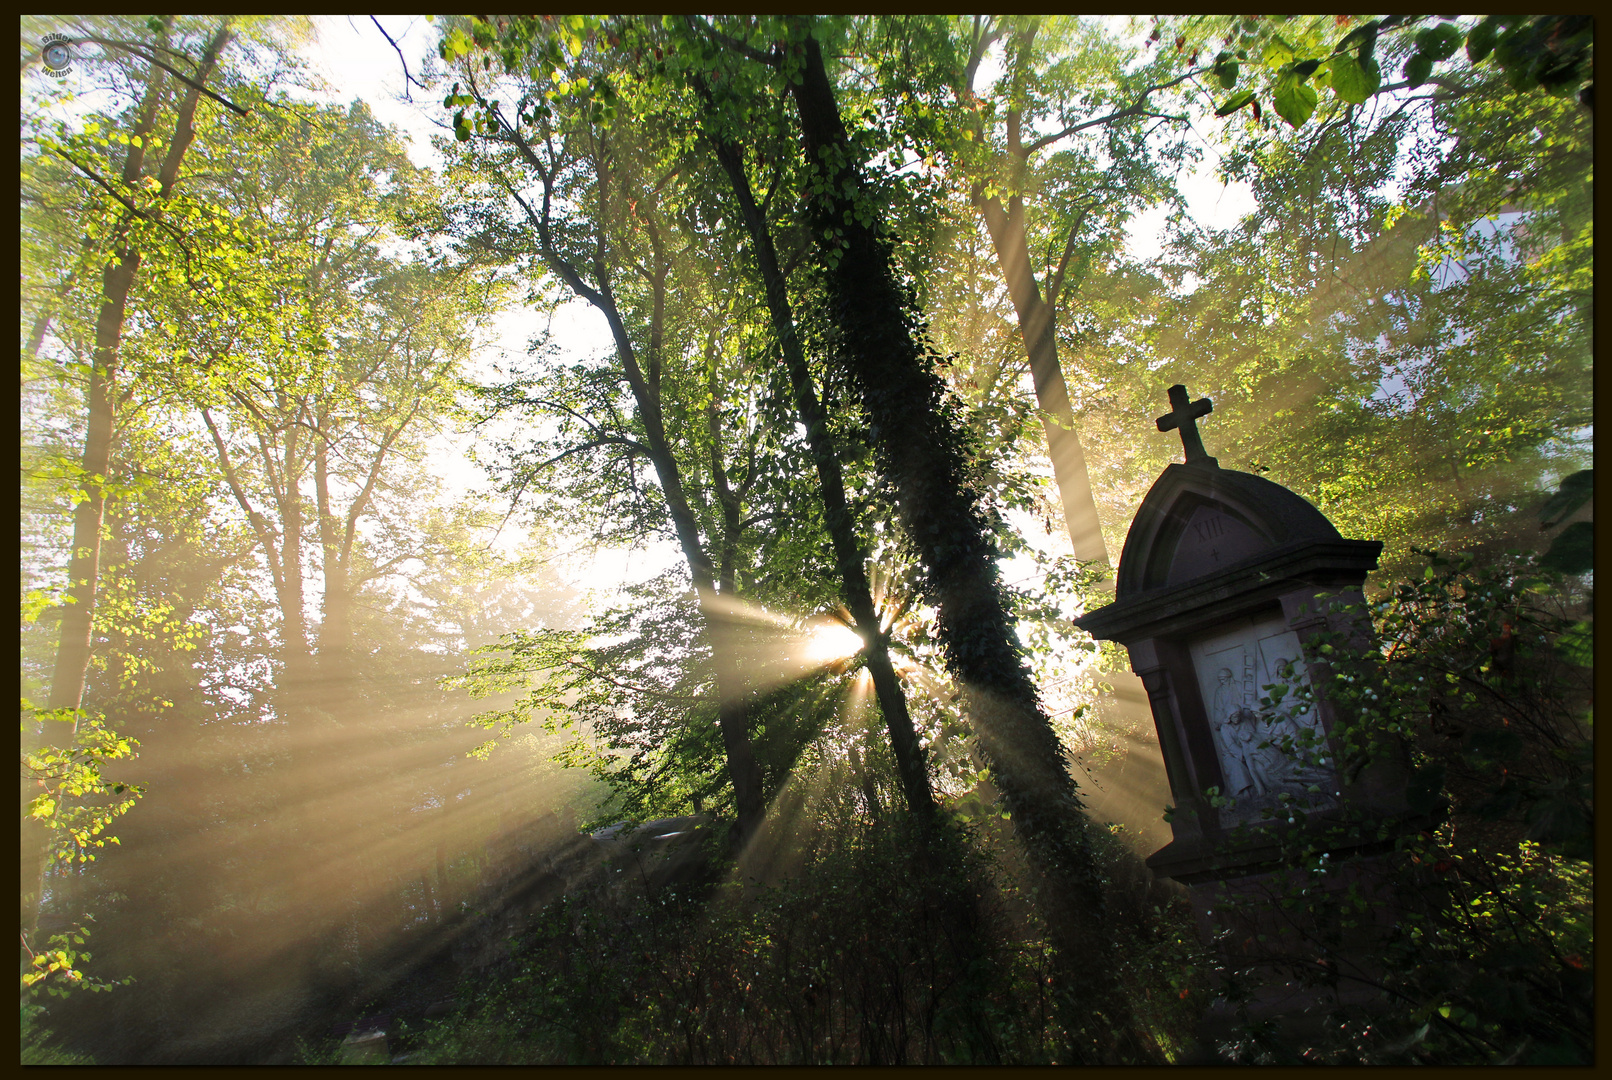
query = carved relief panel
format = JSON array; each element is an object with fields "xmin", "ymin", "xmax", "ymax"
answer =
[{"xmin": 1188, "ymin": 612, "xmax": 1336, "ymax": 825}]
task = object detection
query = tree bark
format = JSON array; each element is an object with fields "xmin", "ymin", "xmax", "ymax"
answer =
[
  {"xmin": 783, "ymin": 27, "xmax": 1156, "ymax": 1062},
  {"xmin": 702, "ymin": 115, "xmax": 937, "ymax": 822}
]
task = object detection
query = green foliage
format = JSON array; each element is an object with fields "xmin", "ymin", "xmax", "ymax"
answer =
[
  {"xmin": 1102, "ymin": 48, "xmax": 1590, "ymax": 578},
  {"xmin": 20, "ymin": 700, "xmax": 144, "ymax": 869},
  {"xmin": 17, "ymin": 11, "xmax": 1595, "ymax": 1065},
  {"xmin": 1197, "ymin": 550, "xmax": 1591, "ymax": 1063},
  {"xmin": 21, "ymin": 1003, "xmax": 97, "ymax": 1064},
  {"xmin": 19, "ymin": 919, "xmax": 132, "ymax": 999},
  {"xmin": 1191, "ymin": 15, "xmax": 1592, "ymax": 129}
]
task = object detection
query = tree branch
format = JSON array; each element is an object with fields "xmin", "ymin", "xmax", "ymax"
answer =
[
  {"xmin": 685, "ymin": 15, "xmax": 779, "ymax": 67},
  {"xmin": 564, "ymin": 656, "xmax": 718, "ymax": 703},
  {"xmin": 1022, "ymin": 68, "xmax": 1201, "ymax": 156},
  {"xmin": 1044, "ymin": 204, "xmax": 1094, "ymax": 312},
  {"xmin": 81, "ymin": 35, "xmax": 251, "ymax": 116},
  {"xmin": 367, "ymin": 16, "xmax": 427, "ymax": 101},
  {"xmin": 51, "ymin": 149, "xmax": 195, "ymax": 257}
]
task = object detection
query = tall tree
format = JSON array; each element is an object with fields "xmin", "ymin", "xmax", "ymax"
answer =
[
  {"xmin": 38, "ymin": 17, "xmax": 240, "ymax": 723},
  {"xmin": 679, "ymin": 16, "xmax": 1158, "ymax": 1060},
  {"xmin": 21, "ymin": 15, "xmax": 279, "ymax": 946},
  {"xmin": 690, "ymin": 71, "xmax": 938, "ymax": 821},
  {"xmin": 438, "ymin": 41, "xmax": 771, "ymax": 839},
  {"xmin": 936, "ymin": 16, "xmax": 1199, "ymax": 566}
]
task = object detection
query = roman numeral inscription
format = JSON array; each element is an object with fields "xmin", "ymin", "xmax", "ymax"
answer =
[
  {"xmin": 1192, "ymin": 514, "xmax": 1227, "ymax": 543},
  {"xmin": 1165, "ymin": 504, "xmax": 1271, "ymax": 584}
]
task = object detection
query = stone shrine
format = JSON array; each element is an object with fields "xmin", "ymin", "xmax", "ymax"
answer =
[{"xmin": 1075, "ymin": 385, "xmax": 1417, "ymax": 1041}]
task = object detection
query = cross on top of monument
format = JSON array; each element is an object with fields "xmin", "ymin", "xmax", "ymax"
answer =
[{"xmin": 1156, "ymin": 384, "xmax": 1215, "ymax": 464}]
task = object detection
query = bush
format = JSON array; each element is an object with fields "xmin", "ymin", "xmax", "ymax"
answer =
[
  {"xmin": 1200, "ymin": 549, "xmax": 1592, "ymax": 1064},
  {"xmin": 21, "ymin": 1003, "xmax": 96, "ymax": 1065}
]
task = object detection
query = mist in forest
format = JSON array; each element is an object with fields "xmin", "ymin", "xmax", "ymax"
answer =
[{"xmin": 21, "ymin": 12, "xmax": 1589, "ymax": 1066}]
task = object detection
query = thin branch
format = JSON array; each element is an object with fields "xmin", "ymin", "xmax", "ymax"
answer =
[
  {"xmin": 81, "ymin": 36, "xmax": 251, "ymax": 116},
  {"xmin": 350, "ymin": 550, "xmax": 416, "ymax": 588},
  {"xmin": 1044, "ymin": 204, "xmax": 1094, "ymax": 311},
  {"xmin": 368, "ymin": 17, "xmax": 427, "ymax": 100},
  {"xmin": 564, "ymin": 657, "xmax": 718, "ymax": 703},
  {"xmin": 51, "ymin": 149, "xmax": 194, "ymax": 256}
]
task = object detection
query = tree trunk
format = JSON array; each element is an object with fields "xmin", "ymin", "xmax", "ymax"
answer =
[
  {"xmin": 29, "ymin": 22, "xmax": 232, "ymax": 944},
  {"xmin": 975, "ymin": 196, "xmax": 1109, "ymax": 566},
  {"xmin": 784, "ymin": 27, "xmax": 1156, "ymax": 1062},
  {"xmin": 314, "ymin": 434, "xmax": 352, "ymax": 676},
  {"xmin": 273, "ymin": 419, "xmax": 315, "ymax": 691},
  {"xmin": 516, "ymin": 155, "xmax": 767, "ymax": 842},
  {"xmin": 703, "ymin": 117, "xmax": 937, "ymax": 821}
]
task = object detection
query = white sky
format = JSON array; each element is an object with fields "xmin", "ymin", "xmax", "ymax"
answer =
[{"xmin": 289, "ymin": 16, "xmax": 1255, "ymax": 602}]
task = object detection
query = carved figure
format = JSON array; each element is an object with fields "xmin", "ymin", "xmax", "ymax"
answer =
[{"xmin": 1212, "ymin": 667, "xmax": 1259, "ymax": 796}]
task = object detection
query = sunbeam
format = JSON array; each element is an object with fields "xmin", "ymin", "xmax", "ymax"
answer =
[{"xmin": 800, "ymin": 620, "xmax": 865, "ymax": 665}]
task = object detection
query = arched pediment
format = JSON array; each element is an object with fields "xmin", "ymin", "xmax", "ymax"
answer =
[{"xmin": 1115, "ymin": 462, "xmax": 1342, "ymax": 597}]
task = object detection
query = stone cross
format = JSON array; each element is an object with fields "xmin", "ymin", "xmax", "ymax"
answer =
[{"xmin": 1156, "ymin": 384, "xmax": 1213, "ymax": 462}]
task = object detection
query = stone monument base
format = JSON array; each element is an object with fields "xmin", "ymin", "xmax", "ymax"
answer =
[{"xmin": 1182, "ymin": 847, "xmax": 1407, "ymax": 1059}]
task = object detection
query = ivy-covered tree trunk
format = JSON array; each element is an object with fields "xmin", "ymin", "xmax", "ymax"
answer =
[
  {"xmin": 702, "ymin": 115, "xmax": 937, "ymax": 823},
  {"xmin": 783, "ymin": 26, "xmax": 1156, "ymax": 1062}
]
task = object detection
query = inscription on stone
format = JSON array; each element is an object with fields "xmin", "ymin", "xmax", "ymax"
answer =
[
  {"xmin": 1189, "ymin": 614, "xmax": 1334, "ymax": 822},
  {"xmin": 1166, "ymin": 504, "xmax": 1270, "ymax": 584}
]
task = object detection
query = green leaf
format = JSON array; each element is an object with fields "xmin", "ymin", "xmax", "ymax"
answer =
[
  {"xmin": 1326, "ymin": 52, "xmax": 1381, "ymax": 104},
  {"xmin": 1333, "ymin": 19, "xmax": 1379, "ymax": 57},
  {"xmin": 1404, "ymin": 53, "xmax": 1434, "ymax": 89},
  {"xmin": 1271, "ymin": 73, "xmax": 1319, "ymax": 127},
  {"xmin": 1214, "ymin": 89, "xmax": 1256, "ymax": 117},
  {"xmin": 1415, "ymin": 23, "xmax": 1463, "ymax": 63},
  {"xmin": 1555, "ymin": 621, "xmax": 1593, "ymax": 668},
  {"xmin": 1466, "ymin": 18, "xmax": 1499, "ymax": 63},
  {"xmin": 1213, "ymin": 51, "xmax": 1239, "ymax": 89}
]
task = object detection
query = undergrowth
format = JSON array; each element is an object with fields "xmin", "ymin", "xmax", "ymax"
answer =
[{"xmin": 398, "ymin": 801, "xmax": 1202, "ymax": 1065}]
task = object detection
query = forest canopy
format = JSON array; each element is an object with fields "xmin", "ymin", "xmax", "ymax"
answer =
[{"xmin": 20, "ymin": 14, "xmax": 1591, "ymax": 1066}]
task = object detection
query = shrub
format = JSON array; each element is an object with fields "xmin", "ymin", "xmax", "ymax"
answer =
[{"xmin": 1200, "ymin": 549, "xmax": 1592, "ymax": 1064}]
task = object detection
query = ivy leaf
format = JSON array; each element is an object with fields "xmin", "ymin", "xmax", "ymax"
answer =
[
  {"xmin": 1404, "ymin": 53, "xmax": 1434, "ymax": 89},
  {"xmin": 1326, "ymin": 52, "xmax": 1381, "ymax": 104},
  {"xmin": 1214, "ymin": 89, "xmax": 1256, "ymax": 116},
  {"xmin": 1271, "ymin": 72, "xmax": 1319, "ymax": 127}
]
